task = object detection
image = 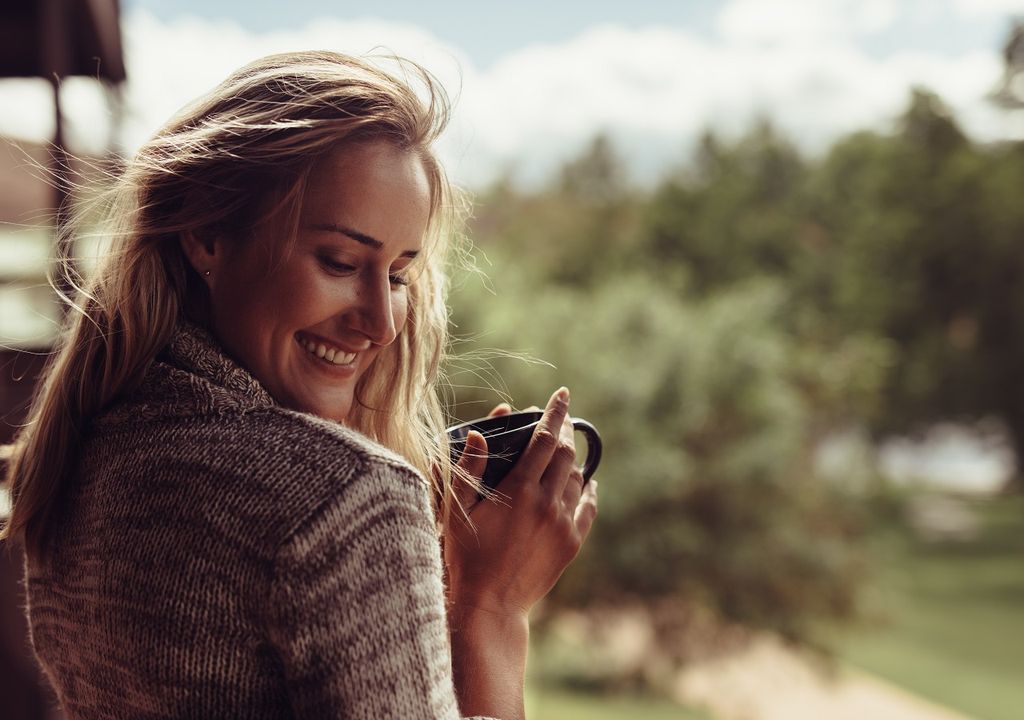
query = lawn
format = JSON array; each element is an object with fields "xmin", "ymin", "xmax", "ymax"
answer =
[
  {"xmin": 526, "ymin": 685, "xmax": 709, "ymax": 720},
  {"xmin": 521, "ymin": 494, "xmax": 1024, "ymax": 720},
  {"xmin": 835, "ymin": 493, "xmax": 1024, "ymax": 720}
]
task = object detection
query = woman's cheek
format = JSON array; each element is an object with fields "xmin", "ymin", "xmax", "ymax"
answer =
[{"xmin": 395, "ymin": 292, "xmax": 411, "ymax": 335}]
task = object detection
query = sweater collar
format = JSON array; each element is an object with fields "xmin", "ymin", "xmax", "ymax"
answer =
[
  {"xmin": 163, "ymin": 321, "xmax": 276, "ymax": 407},
  {"xmin": 93, "ymin": 321, "xmax": 276, "ymax": 431}
]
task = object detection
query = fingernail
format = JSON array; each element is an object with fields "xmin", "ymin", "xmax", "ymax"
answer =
[{"xmin": 556, "ymin": 387, "xmax": 569, "ymax": 404}]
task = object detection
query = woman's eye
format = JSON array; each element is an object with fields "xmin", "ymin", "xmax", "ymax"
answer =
[
  {"xmin": 319, "ymin": 257, "xmax": 356, "ymax": 275},
  {"xmin": 319, "ymin": 254, "xmax": 409, "ymax": 287}
]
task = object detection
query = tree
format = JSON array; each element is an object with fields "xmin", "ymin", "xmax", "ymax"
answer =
[
  {"xmin": 642, "ymin": 120, "xmax": 806, "ymax": 295},
  {"xmin": 809, "ymin": 89, "xmax": 1024, "ymax": 476}
]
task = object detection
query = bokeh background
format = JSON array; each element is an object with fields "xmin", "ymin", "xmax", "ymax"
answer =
[{"xmin": 2, "ymin": 1, "xmax": 1024, "ymax": 718}]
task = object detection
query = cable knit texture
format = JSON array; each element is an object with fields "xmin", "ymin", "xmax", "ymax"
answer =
[{"xmin": 26, "ymin": 322, "xmax": 493, "ymax": 719}]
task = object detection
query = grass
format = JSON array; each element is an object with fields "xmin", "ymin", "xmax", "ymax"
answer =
[
  {"xmin": 523, "ymin": 615, "xmax": 711, "ymax": 720},
  {"xmin": 521, "ymin": 493, "xmax": 1024, "ymax": 720},
  {"xmin": 526, "ymin": 685, "xmax": 710, "ymax": 720},
  {"xmin": 834, "ymin": 493, "xmax": 1024, "ymax": 720}
]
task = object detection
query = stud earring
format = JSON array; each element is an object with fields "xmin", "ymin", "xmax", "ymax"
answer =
[{"xmin": 204, "ymin": 270, "xmax": 211, "ymax": 277}]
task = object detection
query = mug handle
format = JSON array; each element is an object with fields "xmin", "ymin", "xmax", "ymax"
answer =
[{"xmin": 570, "ymin": 417, "xmax": 602, "ymax": 482}]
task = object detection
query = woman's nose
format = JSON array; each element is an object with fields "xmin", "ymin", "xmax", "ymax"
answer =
[{"xmin": 352, "ymin": 273, "xmax": 397, "ymax": 347}]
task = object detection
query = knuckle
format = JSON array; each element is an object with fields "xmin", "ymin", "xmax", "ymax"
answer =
[
  {"xmin": 562, "ymin": 531, "xmax": 583, "ymax": 558},
  {"xmin": 532, "ymin": 429, "xmax": 558, "ymax": 452},
  {"xmin": 554, "ymin": 444, "xmax": 577, "ymax": 465},
  {"xmin": 560, "ymin": 512, "xmax": 577, "ymax": 535},
  {"xmin": 530, "ymin": 488, "xmax": 555, "ymax": 514},
  {"xmin": 546, "ymin": 496, "xmax": 564, "ymax": 520},
  {"xmin": 578, "ymin": 494, "xmax": 598, "ymax": 518},
  {"xmin": 516, "ymin": 481, "xmax": 540, "ymax": 505}
]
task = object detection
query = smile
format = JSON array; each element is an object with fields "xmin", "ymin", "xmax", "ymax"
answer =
[{"xmin": 296, "ymin": 333, "xmax": 358, "ymax": 366}]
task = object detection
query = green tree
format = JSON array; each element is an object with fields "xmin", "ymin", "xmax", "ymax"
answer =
[
  {"xmin": 471, "ymin": 135, "xmax": 643, "ymax": 289},
  {"xmin": 643, "ymin": 120, "xmax": 806, "ymax": 295},
  {"xmin": 809, "ymin": 89, "xmax": 1024, "ymax": 472}
]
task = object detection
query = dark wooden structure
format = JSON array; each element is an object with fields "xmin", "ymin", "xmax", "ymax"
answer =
[
  {"xmin": 1, "ymin": 0, "xmax": 126, "ymax": 298},
  {"xmin": 0, "ymin": 0, "xmax": 125, "ymax": 81},
  {"xmin": 1, "ymin": 3, "xmax": 126, "ymax": 718}
]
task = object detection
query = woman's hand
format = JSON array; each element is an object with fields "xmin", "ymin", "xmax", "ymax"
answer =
[
  {"xmin": 444, "ymin": 387, "xmax": 599, "ymax": 618},
  {"xmin": 444, "ymin": 388, "xmax": 598, "ymax": 719}
]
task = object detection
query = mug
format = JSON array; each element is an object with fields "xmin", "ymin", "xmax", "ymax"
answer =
[{"xmin": 447, "ymin": 410, "xmax": 602, "ymax": 491}]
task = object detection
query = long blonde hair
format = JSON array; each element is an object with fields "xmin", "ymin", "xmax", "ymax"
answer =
[{"xmin": 3, "ymin": 51, "xmax": 467, "ymax": 560}]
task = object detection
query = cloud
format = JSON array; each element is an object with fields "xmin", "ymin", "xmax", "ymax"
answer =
[
  {"xmin": 952, "ymin": 0, "xmax": 1024, "ymax": 19},
  {"xmin": 118, "ymin": 12, "xmax": 474, "ymax": 152},
  {"xmin": 0, "ymin": 3, "xmax": 1014, "ymax": 189},
  {"xmin": 451, "ymin": 18, "xmax": 1005, "ymax": 185},
  {"xmin": 717, "ymin": 0, "xmax": 901, "ymax": 44}
]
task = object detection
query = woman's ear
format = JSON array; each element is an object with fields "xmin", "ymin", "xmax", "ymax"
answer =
[{"xmin": 179, "ymin": 230, "xmax": 222, "ymax": 286}]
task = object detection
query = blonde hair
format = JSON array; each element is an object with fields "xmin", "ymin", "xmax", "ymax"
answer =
[{"xmin": 3, "ymin": 51, "xmax": 469, "ymax": 560}]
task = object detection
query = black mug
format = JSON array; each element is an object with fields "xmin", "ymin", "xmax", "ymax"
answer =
[{"xmin": 447, "ymin": 410, "xmax": 602, "ymax": 491}]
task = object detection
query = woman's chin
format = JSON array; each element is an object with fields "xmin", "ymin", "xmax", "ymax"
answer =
[
  {"xmin": 271, "ymin": 381, "xmax": 353, "ymax": 425},
  {"xmin": 303, "ymin": 395, "xmax": 352, "ymax": 424}
]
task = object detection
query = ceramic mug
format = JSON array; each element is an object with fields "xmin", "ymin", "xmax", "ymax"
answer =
[{"xmin": 447, "ymin": 410, "xmax": 602, "ymax": 491}]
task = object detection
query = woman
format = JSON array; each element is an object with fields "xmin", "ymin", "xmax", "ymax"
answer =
[{"xmin": 2, "ymin": 51, "xmax": 597, "ymax": 719}]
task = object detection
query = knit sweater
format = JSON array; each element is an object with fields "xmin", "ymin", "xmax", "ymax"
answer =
[{"xmin": 27, "ymin": 322, "xmax": 494, "ymax": 719}]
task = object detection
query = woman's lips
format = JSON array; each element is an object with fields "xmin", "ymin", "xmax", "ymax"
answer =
[{"xmin": 295, "ymin": 331, "xmax": 359, "ymax": 367}]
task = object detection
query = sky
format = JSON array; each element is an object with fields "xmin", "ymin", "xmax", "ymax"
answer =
[
  {"xmin": 1, "ymin": 0, "xmax": 1023, "ymax": 188},
  {"xmin": 4, "ymin": 1, "xmax": 1021, "ymax": 474}
]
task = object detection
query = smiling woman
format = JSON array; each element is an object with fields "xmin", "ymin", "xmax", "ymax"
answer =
[
  {"xmin": 182, "ymin": 141, "xmax": 431, "ymax": 423},
  {"xmin": 0, "ymin": 51, "xmax": 597, "ymax": 720}
]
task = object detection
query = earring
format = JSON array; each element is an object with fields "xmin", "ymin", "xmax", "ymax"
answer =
[{"xmin": 204, "ymin": 270, "xmax": 211, "ymax": 277}]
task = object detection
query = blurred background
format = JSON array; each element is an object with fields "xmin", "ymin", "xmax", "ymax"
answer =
[{"xmin": 2, "ymin": 1, "xmax": 1024, "ymax": 718}]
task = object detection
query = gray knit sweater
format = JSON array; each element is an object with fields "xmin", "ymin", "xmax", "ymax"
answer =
[{"xmin": 27, "ymin": 322, "xmax": 493, "ymax": 719}]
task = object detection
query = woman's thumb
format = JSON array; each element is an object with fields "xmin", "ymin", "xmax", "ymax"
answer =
[{"xmin": 455, "ymin": 430, "xmax": 488, "ymax": 508}]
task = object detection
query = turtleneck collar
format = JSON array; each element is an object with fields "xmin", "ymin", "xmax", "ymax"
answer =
[
  {"xmin": 92, "ymin": 320, "xmax": 276, "ymax": 432},
  {"xmin": 163, "ymin": 321, "xmax": 275, "ymax": 407}
]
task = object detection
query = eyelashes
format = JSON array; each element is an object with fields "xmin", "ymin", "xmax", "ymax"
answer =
[
  {"xmin": 317, "ymin": 256, "xmax": 409, "ymax": 287},
  {"xmin": 318, "ymin": 257, "xmax": 353, "ymax": 273}
]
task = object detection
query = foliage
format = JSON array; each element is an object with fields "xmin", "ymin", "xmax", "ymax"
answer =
[
  {"xmin": 804, "ymin": 89, "xmax": 1024, "ymax": 452},
  {"xmin": 448, "ymin": 86, "xmax": 1024, "ymax": 654}
]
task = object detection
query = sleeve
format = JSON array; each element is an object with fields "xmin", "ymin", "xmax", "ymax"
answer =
[{"xmin": 266, "ymin": 459, "xmax": 496, "ymax": 720}]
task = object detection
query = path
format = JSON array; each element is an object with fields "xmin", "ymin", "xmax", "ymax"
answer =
[{"xmin": 671, "ymin": 634, "xmax": 975, "ymax": 720}]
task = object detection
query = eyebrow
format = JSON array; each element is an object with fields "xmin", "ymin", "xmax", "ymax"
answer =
[{"xmin": 311, "ymin": 222, "xmax": 420, "ymax": 258}]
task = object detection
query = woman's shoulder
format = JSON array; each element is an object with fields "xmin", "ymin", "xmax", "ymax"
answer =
[
  {"xmin": 93, "ymin": 341, "xmax": 422, "ymax": 483},
  {"xmin": 159, "ymin": 400, "xmax": 423, "ymax": 496},
  {"xmin": 80, "ymin": 323, "xmax": 431, "ymax": 544},
  {"xmin": 233, "ymin": 407, "xmax": 432, "ymax": 541},
  {"xmin": 84, "ymin": 385, "xmax": 429, "ymax": 551},
  {"xmin": 249, "ymin": 404, "xmax": 422, "ymax": 483}
]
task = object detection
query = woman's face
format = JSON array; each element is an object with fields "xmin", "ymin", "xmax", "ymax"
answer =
[{"xmin": 205, "ymin": 140, "xmax": 431, "ymax": 423}]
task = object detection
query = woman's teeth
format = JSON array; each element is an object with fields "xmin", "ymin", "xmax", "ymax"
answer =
[{"xmin": 301, "ymin": 338, "xmax": 356, "ymax": 366}]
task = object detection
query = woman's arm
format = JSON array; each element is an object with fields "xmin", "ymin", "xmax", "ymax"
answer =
[
  {"xmin": 266, "ymin": 457, "xmax": 495, "ymax": 719},
  {"xmin": 449, "ymin": 605, "xmax": 530, "ymax": 720},
  {"xmin": 266, "ymin": 388, "xmax": 596, "ymax": 719},
  {"xmin": 445, "ymin": 388, "xmax": 600, "ymax": 719}
]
